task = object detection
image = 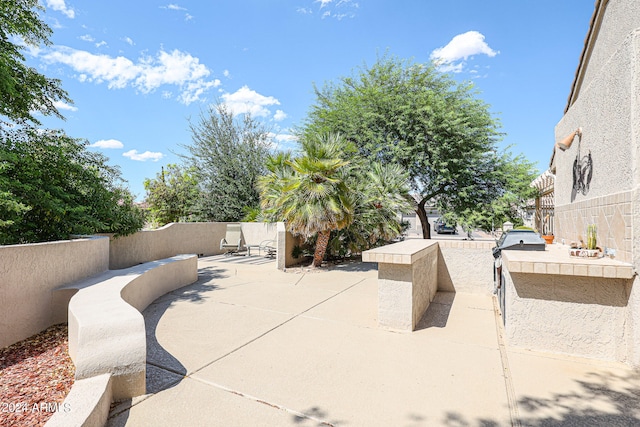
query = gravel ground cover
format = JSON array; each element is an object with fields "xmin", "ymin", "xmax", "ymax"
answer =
[{"xmin": 0, "ymin": 324, "xmax": 75, "ymax": 427}]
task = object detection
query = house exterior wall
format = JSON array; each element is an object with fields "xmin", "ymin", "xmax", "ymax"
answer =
[
  {"xmin": 555, "ymin": 29, "xmax": 640, "ymax": 263},
  {"xmin": 580, "ymin": 1, "xmax": 640, "ymax": 93},
  {"xmin": 553, "ymin": 2, "xmax": 640, "ymax": 368}
]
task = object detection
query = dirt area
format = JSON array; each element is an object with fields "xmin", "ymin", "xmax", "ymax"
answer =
[{"xmin": 0, "ymin": 324, "xmax": 75, "ymax": 427}]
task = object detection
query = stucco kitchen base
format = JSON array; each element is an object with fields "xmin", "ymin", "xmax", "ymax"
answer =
[
  {"xmin": 500, "ymin": 246, "xmax": 635, "ymax": 363},
  {"xmin": 363, "ymin": 240, "xmax": 438, "ymax": 331}
]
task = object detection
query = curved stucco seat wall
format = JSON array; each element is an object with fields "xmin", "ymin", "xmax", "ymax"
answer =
[
  {"xmin": 63, "ymin": 254, "xmax": 197, "ymax": 400},
  {"xmin": 46, "ymin": 254, "xmax": 197, "ymax": 426}
]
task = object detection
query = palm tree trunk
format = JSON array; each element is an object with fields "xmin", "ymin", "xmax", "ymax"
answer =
[{"xmin": 313, "ymin": 229, "xmax": 331, "ymax": 267}]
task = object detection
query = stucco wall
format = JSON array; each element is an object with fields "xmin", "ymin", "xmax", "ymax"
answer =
[
  {"xmin": 108, "ymin": 222, "xmax": 279, "ymax": 269},
  {"xmin": 437, "ymin": 240, "xmax": 495, "ymax": 295},
  {"xmin": 503, "ymin": 269, "xmax": 632, "ymax": 363},
  {"xmin": 0, "ymin": 237, "xmax": 109, "ymax": 348},
  {"xmin": 555, "ymin": 31, "xmax": 639, "ymax": 206},
  {"xmin": 581, "ymin": 2, "xmax": 640, "ymax": 92},
  {"xmin": 0, "ymin": 222, "xmax": 281, "ymax": 349},
  {"xmin": 554, "ymin": 7, "xmax": 640, "ymax": 367},
  {"xmin": 107, "ymin": 222, "xmax": 226, "ymax": 269},
  {"xmin": 276, "ymin": 222, "xmax": 305, "ymax": 269}
]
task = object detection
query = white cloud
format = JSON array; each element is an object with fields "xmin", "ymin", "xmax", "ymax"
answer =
[
  {"xmin": 123, "ymin": 150, "xmax": 164, "ymax": 162},
  {"xmin": 90, "ymin": 139, "xmax": 124, "ymax": 149},
  {"xmin": 41, "ymin": 47, "xmax": 221, "ymax": 104},
  {"xmin": 430, "ymin": 31, "xmax": 498, "ymax": 73},
  {"xmin": 95, "ymin": 41, "xmax": 107, "ymax": 48},
  {"xmin": 123, "ymin": 37, "xmax": 135, "ymax": 46},
  {"xmin": 163, "ymin": 4, "xmax": 186, "ymax": 11},
  {"xmin": 53, "ymin": 100, "xmax": 77, "ymax": 112},
  {"xmin": 161, "ymin": 4, "xmax": 192, "ymax": 20},
  {"xmin": 273, "ymin": 110, "xmax": 287, "ymax": 121},
  {"xmin": 302, "ymin": 0, "xmax": 357, "ymax": 19},
  {"xmin": 223, "ymin": 69, "xmax": 230, "ymax": 78},
  {"xmin": 274, "ymin": 133, "xmax": 298, "ymax": 143},
  {"xmin": 269, "ymin": 132, "xmax": 299, "ymax": 151},
  {"xmin": 221, "ymin": 86, "xmax": 280, "ymax": 118},
  {"xmin": 45, "ymin": 0, "xmax": 75, "ymax": 19},
  {"xmin": 79, "ymin": 34, "xmax": 95, "ymax": 42}
]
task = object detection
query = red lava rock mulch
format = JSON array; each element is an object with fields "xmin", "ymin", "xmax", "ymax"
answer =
[{"xmin": 0, "ymin": 324, "xmax": 75, "ymax": 427}]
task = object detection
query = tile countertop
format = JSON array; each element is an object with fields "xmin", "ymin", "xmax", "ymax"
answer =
[
  {"xmin": 362, "ymin": 239, "xmax": 438, "ymax": 265},
  {"xmin": 501, "ymin": 244, "xmax": 635, "ymax": 279}
]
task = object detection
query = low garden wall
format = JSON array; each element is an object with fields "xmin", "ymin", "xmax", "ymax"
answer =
[
  {"xmin": 437, "ymin": 240, "xmax": 495, "ymax": 295},
  {"xmin": 0, "ymin": 237, "xmax": 109, "ymax": 349},
  {"xmin": 108, "ymin": 222, "xmax": 281, "ymax": 269},
  {"xmin": 0, "ymin": 222, "xmax": 288, "ymax": 349}
]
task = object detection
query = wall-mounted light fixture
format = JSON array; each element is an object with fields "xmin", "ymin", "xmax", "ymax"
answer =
[{"xmin": 556, "ymin": 127, "xmax": 582, "ymax": 151}]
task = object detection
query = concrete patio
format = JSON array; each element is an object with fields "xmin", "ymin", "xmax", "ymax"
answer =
[{"xmin": 107, "ymin": 255, "xmax": 640, "ymax": 426}]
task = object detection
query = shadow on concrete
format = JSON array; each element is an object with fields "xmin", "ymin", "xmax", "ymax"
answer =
[
  {"xmin": 107, "ymin": 266, "xmax": 228, "ymax": 425},
  {"xmin": 326, "ymin": 259, "xmax": 377, "ymax": 273},
  {"xmin": 291, "ymin": 406, "xmax": 346, "ymax": 426},
  {"xmin": 517, "ymin": 369, "xmax": 640, "ymax": 426},
  {"xmin": 440, "ymin": 369, "xmax": 640, "ymax": 427},
  {"xmin": 203, "ymin": 254, "xmax": 276, "ymax": 265},
  {"xmin": 415, "ymin": 292, "xmax": 455, "ymax": 331}
]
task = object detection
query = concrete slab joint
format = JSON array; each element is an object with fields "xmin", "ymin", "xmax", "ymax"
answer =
[
  {"xmin": 363, "ymin": 240, "xmax": 439, "ymax": 331},
  {"xmin": 47, "ymin": 254, "xmax": 198, "ymax": 426}
]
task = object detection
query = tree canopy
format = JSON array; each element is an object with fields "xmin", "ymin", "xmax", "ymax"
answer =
[
  {"xmin": 258, "ymin": 132, "xmax": 412, "ymax": 267},
  {"xmin": 181, "ymin": 104, "xmax": 272, "ymax": 222},
  {"xmin": 303, "ymin": 55, "xmax": 536, "ymax": 238},
  {"xmin": 0, "ymin": 0, "xmax": 71, "ymax": 126},
  {"xmin": 0, "ymin": 127, "xmax": 144, "ymax": 245},
  {"xmin": 143, "ymin": 164, "xmax": 199, "ymax": 227}
]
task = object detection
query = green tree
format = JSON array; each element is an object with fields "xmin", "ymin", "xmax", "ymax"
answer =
[
  {"xmin": 454, "ymin": 152, "xmax": 539, "ymax": 232},
  {"xmin": 327, "ymin": 162, "xmax": 413, "ymax": 257},
  {"xmin": 0, "ymin": 127, "xmax": 144, "ymax": 244},
  {"xmin": 143, "ymin": 164, "xmax": 199, "ymax": 227},
  {"xmin": 259, "ymin": 133, "xmax": 356, "ymax": 267},
  {"xmin": 304, "ymin": 55, "xmax": 529, "ymax": 238},
  {"xmin": 0, "ymin": 0, "xmax": 71, "ymax": 125},
  {"xmin": 258, "ymin": 133, "xmax": 412, "ymax": 267},
  {"xmin": 182, "ymin": 103, "xmax": 271, "ymax": 222}
]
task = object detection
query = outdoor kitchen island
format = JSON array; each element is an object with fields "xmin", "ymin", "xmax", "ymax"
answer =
[{"xmin": 499, "ymin": 243, "xmax": 635, "ymax": 363}]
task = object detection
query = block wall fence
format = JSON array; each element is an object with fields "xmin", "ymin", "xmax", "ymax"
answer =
[{"xmin": 0, "ymin": 222, "xmax": 281, "ymax": 349}]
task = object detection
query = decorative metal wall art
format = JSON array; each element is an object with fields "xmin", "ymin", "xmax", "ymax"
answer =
[{"xmin": 571, "ymin": 141, "xmax": 593, "ymax": 201}]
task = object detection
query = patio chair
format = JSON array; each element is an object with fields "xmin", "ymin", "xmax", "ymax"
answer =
[
  {"xmin": 220, "ymin": 223, "xmax": 243, "ymax": 254},
  {"xmin": 244, "ymin": 237, "xmax": 277, "ymax": 257},
  {"xmin": 259, "ymin": 239, "xmax": 277, "ymax": 258}
]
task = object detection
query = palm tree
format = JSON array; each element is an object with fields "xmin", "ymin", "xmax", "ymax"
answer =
[
  {"xmin": 258, "ymin": 133, "xmax": 355, "ymax": 267},
  {"xmin": 327, "ymin": 162, "xmax": 413, "ymax": 256},
  {"xmin": 357, "ymin": 162, "xmax": 413, "ymax": 243}
]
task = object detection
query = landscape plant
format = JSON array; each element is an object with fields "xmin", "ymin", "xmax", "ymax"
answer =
[
  {"xmin": 258, "ymin": 132, "xmax": 412, "ymax": 267},
  {"xmin": 0, "ymin": 127, "xmax": 144, "ymax": 245},
  {"xmin": 143, "ymin": 164, "xmax": 199, "ymax": 227},
  {"xmin": 0, "ymin": 0, "xmax": 71, "ymax": 126},
  {"xmin": 303, "ymin": 54, "xmax": 538, "ymax": 237},
  {"xmin": 181, "ymin": 103, "xmax": 272, "ymax": 222}
]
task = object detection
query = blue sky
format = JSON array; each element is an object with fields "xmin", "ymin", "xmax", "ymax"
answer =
[{"xmin": 30, "ymin": 1, "xmax": 594, "ymax": 200}]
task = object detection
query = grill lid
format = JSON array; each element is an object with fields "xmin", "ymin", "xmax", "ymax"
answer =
[{"xmin": 492, "ymin": 230, "xmax": 546, "ymax": 258}]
